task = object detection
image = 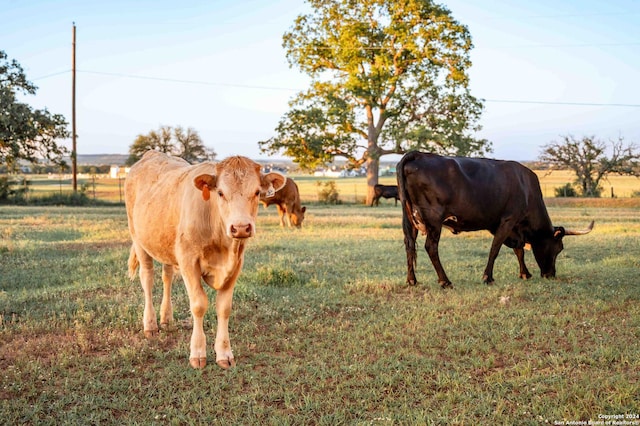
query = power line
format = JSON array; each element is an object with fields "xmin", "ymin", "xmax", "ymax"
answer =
[
  {"xmin": 483, "ymin": 99, "xmax": 640, "ymax": 108},
  {"xmin": 475, "ymin": 41, "xmax": 640, "ymax": 49},
  {"xmin": 78, "ymin": 70, "xmax": 299, "ymax": 92},
  {"xmin": 30, "ymin": 68, "xmax": 640, "ymax": 108},
  {"xmin": 470, "ymin": 11, "xmax": 640, "ymax": 21},
  {"xmin": 32, "ymin": 70, "xmax": 71, "ymax": 81}
]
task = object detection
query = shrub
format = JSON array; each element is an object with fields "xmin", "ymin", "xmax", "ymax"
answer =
[
  {"xmin": 29, "ymin": 191, "xmax": 90, "ymax": 206},
  {"xmin": 0, "ymin": 176, "xmax": 29, "ymax": 204},
  {"xmin": 554, "ymin": 183, "xmax": 577, "ymax": 197},
  {"xmin": 316, "ymin": 181, "xmax": 341, "ymax": 204}
]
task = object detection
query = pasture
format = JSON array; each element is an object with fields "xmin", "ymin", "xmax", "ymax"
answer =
[
  {"xmin": 17, "ymin": 168, "xmax": 640, "ymax": 205},
  {"xmin": 1, "ymin": 200, "xmax": 639, "ymax": 424}
]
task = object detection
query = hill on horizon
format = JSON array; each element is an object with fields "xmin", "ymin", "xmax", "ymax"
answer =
[{"xmin": 74, "ymin": 154, "xmax": 129, "ymax": 166}]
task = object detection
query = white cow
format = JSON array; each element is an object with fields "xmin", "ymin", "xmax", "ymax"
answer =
[{"xmin": 125, "ymin": 151, "xmax": 286, "ymax": 368}]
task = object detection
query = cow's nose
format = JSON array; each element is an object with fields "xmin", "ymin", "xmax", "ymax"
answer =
[{"xmin": 230, "ymin": 223, "xmax": 252, "ymax": 239}]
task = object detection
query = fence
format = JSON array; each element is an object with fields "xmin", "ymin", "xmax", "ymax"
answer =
[{"xmin": 5, "ymin": 172, "xmax": 640, "ymax": 205}]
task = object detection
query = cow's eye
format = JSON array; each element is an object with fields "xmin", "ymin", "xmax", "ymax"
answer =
[
  {"xmin": 254, "ymin": 190, "xmax": 260, "ymax": 197},
  {"xmin": 217, "ymin": 190, "xmax": 224, "ymax": 199}
]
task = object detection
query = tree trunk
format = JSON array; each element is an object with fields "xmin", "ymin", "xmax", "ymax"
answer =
[
  {"xmin": 365, "ymin": 109, "xmax": 381, "ymax": 205},
  {"xmin": 365, "ymin": 156, "xmax": 379, "ymax": 206}
]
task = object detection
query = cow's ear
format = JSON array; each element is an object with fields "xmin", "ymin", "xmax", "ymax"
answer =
[
  {"xmin": 194, "ymin": 174, "xmax": 217, "ymax": 201},
  {"xmin": 553, "ymin": 226, "xmax": 565, "ymax": 239},
  {"xmin": 261, "ymin": 172, "xmax": 286, "ymax": 195}
]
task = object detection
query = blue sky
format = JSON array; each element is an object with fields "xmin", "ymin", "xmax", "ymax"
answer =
[{"xmin": 3, "ymin": 0, "xmax": 639, "ymax": 161}]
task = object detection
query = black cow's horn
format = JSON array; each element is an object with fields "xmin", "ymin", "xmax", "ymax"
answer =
[{"xmin": 564, "ymin": 220, "xmax": 595, "ymax": 236}]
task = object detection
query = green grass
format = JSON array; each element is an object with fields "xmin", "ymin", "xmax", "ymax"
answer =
[{"xmin": 1, "ymin": 203, "xmax": 639, "ymax": 424}]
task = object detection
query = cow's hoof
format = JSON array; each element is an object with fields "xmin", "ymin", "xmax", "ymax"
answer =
[
  {"xmin": 189, "ymin": 357, "xmax": 207, "ymax": 369},
  {"xmin": 482, "ymin": 275, "xmax": 495, "ymax": 285},
  {"xmin": 216, "ymin": 357, "xmax": 236, "ymax": 369},
  {"xmin": 519, "ymin": 273, "xmax": 532, "ymax": 280},
  {"xmin": 407, "ymin": 279, "xmax": 418, "ymax": 286},
  {"xmin": 144, "ymin": 329, "xmax": 159, "ymax": 339},
  {"xmin": 439, "ymin": 281, "xmax": 453, "ymax": 289}
]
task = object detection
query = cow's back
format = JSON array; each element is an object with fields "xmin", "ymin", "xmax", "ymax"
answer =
[
  {"xmin": 398, "ymin": 152, "xmax": 538, "ymax": 232},
  {"xmin": 126, "ymin": 151, "xmax": 189, "ymax": 202},
  {"xmin": 125, "ymin": 151, "xmax": 215, "ymax": 264}
]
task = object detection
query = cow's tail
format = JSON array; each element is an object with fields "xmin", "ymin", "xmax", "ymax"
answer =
[
  {"xmin": 397, "ymin": 152, "xmax": 419, "ymax": 270},
  {"xmin": 127, "ymin": 244, "xmax": 139, "ymax": 281}
]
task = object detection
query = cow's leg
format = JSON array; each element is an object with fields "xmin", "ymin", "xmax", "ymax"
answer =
[
  {"xmin": 136, "ymin": 247, "xmax": 158, "ymax": 338},
  {"xmin": 483, "ymin": 241, "xmax": 501, "ymax": 284},
  {"xmin": 424, "ymin": 226, "xmax": 453, "ymax": 288},
  {"xmin": 160, "ymin": 264, "xmax": 174, "ymax": 330},
  {"xmin": 513, "ymin": 247, "xmax": 532, "ymax": 280},
  {"xmin": 276, "ymin": 204, "xmax": 286, "ymax": 227},
  {"xmin": 402, "ymin": 212, "xmax": 419, "ymax": 285},
  {"xmin": 284, "ymin": 204, "xmax": 294, "ymax": 228},
  {"xmin": 202, "ymin": 274, "xmax": 237, "ymax": 369},
  {"xmin": 483, "ymin": 223, "xmax": 512, "ymax": 284},
  {"xmin": 214, "ymin": 286, "xmax": 236, "ymax": 369},
  {"xmin": 182, "ymin": 267, "xmax": 209, "ymax": 369}
]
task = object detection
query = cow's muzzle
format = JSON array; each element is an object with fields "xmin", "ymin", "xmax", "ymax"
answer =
[{"xmin": 230, "ymin": 223, "xmax": 253, "ymax": 239}]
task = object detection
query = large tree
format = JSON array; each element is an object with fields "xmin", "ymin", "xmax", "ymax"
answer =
[
  {"xmin": 126, "ymin": 125, "xmax": 215, "ymax": 165},
  {"xmin": 260, "ymin": 0, "xmax": 489, "ymax": 204},
  {"xmin": 0, "ymin": 51, "xmax": 70, "ymax": 169},
  {"xmin": 540, "ymin": 135, "xmax": 640, "ymax": 197}
]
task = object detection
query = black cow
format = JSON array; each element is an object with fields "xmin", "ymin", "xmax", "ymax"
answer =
[
  {"xmin": 371, "ymin": 184, "xmax": 399, "ymax": 206},
  {"xmin": 397, "ymin": 151, "xmax": 594, "ymax": 288}
]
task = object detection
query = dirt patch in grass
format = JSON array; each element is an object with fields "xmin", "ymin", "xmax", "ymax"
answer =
[{"xmin": 0, "ymin": 331, "xmax": 77, "ymax": 369}]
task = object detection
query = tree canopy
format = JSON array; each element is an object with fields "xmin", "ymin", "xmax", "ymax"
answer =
[
  {"xmin": 260, "ymin": 0, "xmax": 489, "ymax": 203},
  {"xmin": 126, "ymin": 125, "xmax": 215, "ymax": 166},
  {"xmin": 540, "ymin": 135, "xmax": 640, "ymax": 197},
  {"xmin": 0, "ymin": 51, "xmax": 70, "ymax": 169}
]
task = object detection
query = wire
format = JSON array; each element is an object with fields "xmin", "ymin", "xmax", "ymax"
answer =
[
  {"xmin": 31, "ymin": 70, "xmax": 71, "ymax": 81},
  {"xmin": 470, "ymin": 11, "xmax": 640, "ymax": 20},
  {"xmin": 475, "ymin": 42, "xmax": 640, "ymax": 49},
  {"xmin": 78, "ymin": 70, "xmax": 298, "ymax": 92},
  {"xmin": 29, "ymin": 69, "xmax": 640, "ymax": 108},
  {"xmin": 483, "ymin": 99, "xmax": 640, "ymax": 108}
]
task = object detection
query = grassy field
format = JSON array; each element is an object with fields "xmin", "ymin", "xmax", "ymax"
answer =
[{"xmin": 1, "ymin": 201, "xmax": 639, "ymax": 424}]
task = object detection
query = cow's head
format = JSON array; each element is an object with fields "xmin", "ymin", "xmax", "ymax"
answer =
[
  {"xmin": 194, "ymin": 156, "xmax": 286, "ymax": 239},
  {"xmin": 290, "ymin": 206, "xmax": 306, "ymax": 228},
  {"xmin": 532, "ymin": 221, "xmax": 594, "ymax": 278}
]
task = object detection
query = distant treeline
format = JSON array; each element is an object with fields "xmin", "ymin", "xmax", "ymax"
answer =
[
  {"xmin": 2, "ymin": 157, "xmax": 558, "ymax": 175},
  {"xmin": 0, "ymin": 164, "xmax": 113, "ymax": 174}
]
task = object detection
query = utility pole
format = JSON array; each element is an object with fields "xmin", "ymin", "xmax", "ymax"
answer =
[{"xmin": 72, "ymin": 22, "xmax": 77, "ymax": 193}]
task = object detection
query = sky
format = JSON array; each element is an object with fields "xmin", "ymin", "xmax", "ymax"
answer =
[{"xmin": 3, "ymin": 0, "xmax": 640, "ymax": 162}]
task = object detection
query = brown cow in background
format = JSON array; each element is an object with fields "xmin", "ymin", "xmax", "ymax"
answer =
[
  {"xmin": 260, "ymin": 177, "xmax": 306, "ymax": 228},
  {"xmin": 125, "ymin": 151, "xmax": 286, "ymax": 369}
]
